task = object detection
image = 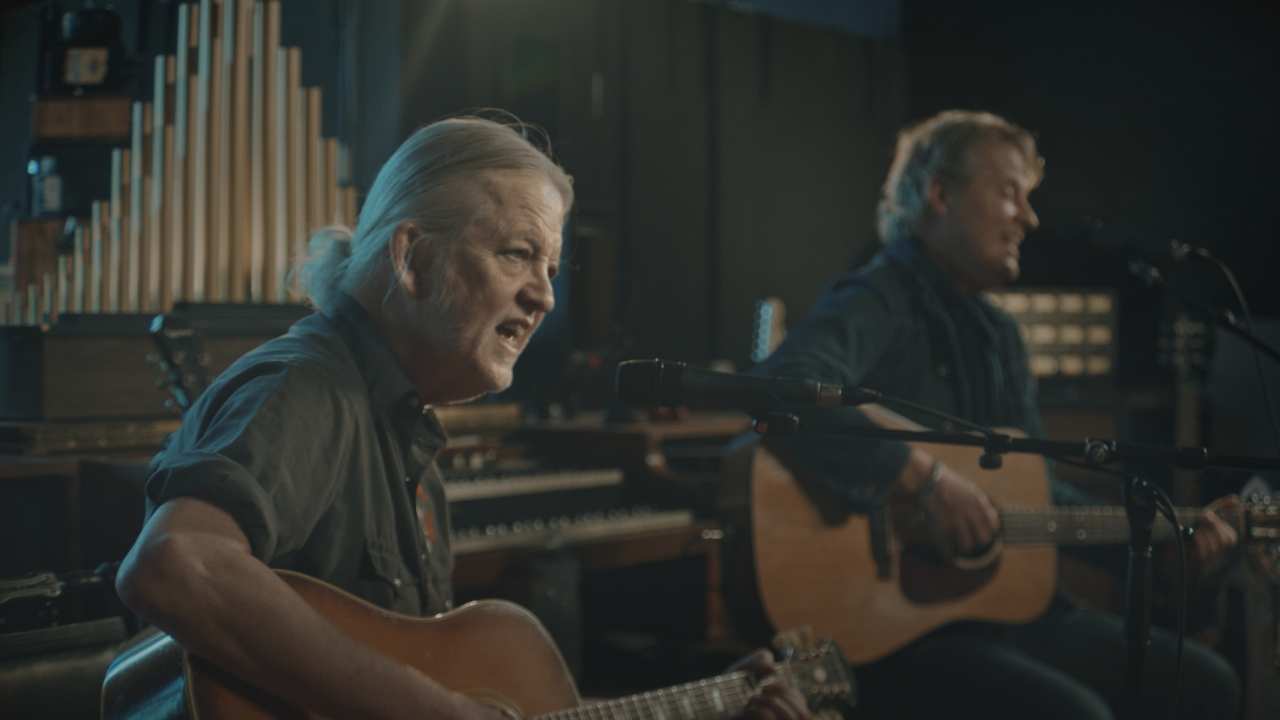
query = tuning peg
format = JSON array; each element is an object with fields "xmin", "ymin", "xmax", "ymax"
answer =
[{"xmin": 773, "ymin": 625, "xmax": 817, "ymax": 657}]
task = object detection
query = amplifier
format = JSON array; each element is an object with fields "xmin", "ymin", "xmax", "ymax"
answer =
[{"xmin": 985, "ymin": 287, "xmax": 1118, "ymax": 381}]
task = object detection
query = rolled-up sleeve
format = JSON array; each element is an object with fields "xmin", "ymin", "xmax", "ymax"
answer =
[{"xmin": 145, "ymin": 365, "xmax": 357, "ymax": 562}]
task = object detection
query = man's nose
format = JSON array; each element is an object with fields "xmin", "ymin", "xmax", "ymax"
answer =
[
  {"xmin": 521, "ymin": 267, "xmax": 555, "ymax": 314},
  {"xmin": 1020, "ymin": 199, "xmax": 1040, "ymax": 230}
]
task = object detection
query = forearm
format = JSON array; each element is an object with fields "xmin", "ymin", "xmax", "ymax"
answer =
[
  {"xmin": 118, "ymin": 505, "xmax": 475, "ymax": 720},
  {"xmin": 891, "ymin": 447, "xmax": 938, "ymax": 497}
]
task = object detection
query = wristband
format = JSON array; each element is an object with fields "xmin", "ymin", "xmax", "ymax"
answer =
[{"xmin": 917, "ymin": 460, "xmax": 943, "ymax": 508}]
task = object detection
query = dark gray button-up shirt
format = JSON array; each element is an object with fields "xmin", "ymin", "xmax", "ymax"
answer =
[
  {"xmin": 756, "ymin": 237, "xmax": 1090, "ymax": 513},
  {"xmin": 145, "ymin": 293, "xmax": 454, "ymax": 615}
]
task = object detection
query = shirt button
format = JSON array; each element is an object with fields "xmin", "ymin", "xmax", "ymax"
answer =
[
  {"xmin": 392, "ymin": 577, "xmax": 403, "ymax": 588},
  {"xmin": 420, "ymin": 552, "xmax": 427, "ymax": 562},
  {"xmin": 404, "ymin": 475, "xmax": 412, "ymax": 484}
]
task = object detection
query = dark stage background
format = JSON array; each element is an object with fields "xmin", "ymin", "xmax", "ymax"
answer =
[
  {"xmin": 2, "ymin": 1, "xmax": 1280, "ymax": 716},
  {"xmin": 3, "ymin": 0, "xmax": 1277, "ymax": 371}
]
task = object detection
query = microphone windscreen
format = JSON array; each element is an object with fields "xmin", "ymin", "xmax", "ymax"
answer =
[{"xmin": 615, "ymin": 359, "xmax": 677, "ymax": 406}]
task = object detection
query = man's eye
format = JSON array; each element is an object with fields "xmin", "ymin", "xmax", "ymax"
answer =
[{"xmin": 502, "ymin": 248, "xmax": 532, "ymax": 262}]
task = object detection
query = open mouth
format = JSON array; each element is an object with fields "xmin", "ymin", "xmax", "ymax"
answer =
[{"xmin": 496, "ymin": 320, "xmax": 528, "ymax": 348}]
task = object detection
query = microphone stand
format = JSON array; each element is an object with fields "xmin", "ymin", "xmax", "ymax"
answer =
[
  {"xmin": 747, "ymin": 404, "xmax": 1280, "ymax": 703},
  {"xmin": 1132, "ymin": 260, "xmax": 1280, "ymax": 369}
]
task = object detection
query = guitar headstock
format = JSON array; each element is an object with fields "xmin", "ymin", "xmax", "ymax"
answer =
[
  {"xmin": 1242, "ymin": 492, "xmax": 1280, "ymax": 582},
  {"xmin": 148, "ymin": 313, "xmax": 210, "ymax": 414},
  {"xmin": 774, "ymin": 627, "xmax": 856, "ymax": 713}
]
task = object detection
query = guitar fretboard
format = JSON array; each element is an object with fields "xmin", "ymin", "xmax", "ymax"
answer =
[
  {"xmin": 538, "ymin": 673, "xmax": 753, "ymax": 720},
  {"xmin": 999, "ymin": 506, "xmax": 1204, "ymax": 545}
]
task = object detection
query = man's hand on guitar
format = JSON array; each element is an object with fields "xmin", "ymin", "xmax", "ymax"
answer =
[
  {"xmin": 454, "ymin": 694, "xmax": 522, "ymax": 720},
  {"xmin": 1190, "ymin": 494, "xmax": 1241, "ymax": 575},
  {"xmin": 924, "ymin": 464, "xmax": 1001, "ymax": 559},
  {"xmin": 895, "ymin": 451, "xmax": 1000, "ymax": 561},
  {"xmin": 730, "ymin": 649, "xmax": 812, "ymax": 720}
]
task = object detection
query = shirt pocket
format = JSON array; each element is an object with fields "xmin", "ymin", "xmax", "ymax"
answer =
[{"xmin": 356, "ymin": 539, "xmax": 416, "ymax": 614}]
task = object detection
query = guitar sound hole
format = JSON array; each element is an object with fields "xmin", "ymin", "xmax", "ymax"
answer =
[{"xmin": 899, "ymin": 548, "xmax": 1000, "ymax": 603}]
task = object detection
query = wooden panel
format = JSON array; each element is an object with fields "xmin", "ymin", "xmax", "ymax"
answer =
[
  {"xmin": 42, "ymin": 335, "xmax": 174, "ymax": 420},
  {"xmin": 0, "ymin": 319, "xmax": 299, "ymax": 419},
  {"xmin": 0, "ymin": 332, "xmax": 284, "ymax": 420},
  {"xmin": 31, "ymin": 97, "xmax": 131, "ymax": 140},
  {"xmin": 10, "ymin": 219, "xmax": 63, "ymax": 298}
]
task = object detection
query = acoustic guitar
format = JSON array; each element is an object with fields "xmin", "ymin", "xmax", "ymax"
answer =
[
  {"xmin": 748, "ymin": 404, "xmax": 1280, "ymax": 666},
  {"xmin": 101, "ymin": 570, "xmax": 855, "ymax": 719}
]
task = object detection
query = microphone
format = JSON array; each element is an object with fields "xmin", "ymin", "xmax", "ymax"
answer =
[
  {"xmin": 1060, "ymin": 218, "xmax": 1201, "ymax": 264},
  {"xmin": 1051, "ymin": 217, "xmax": 1207, "ymax": 288},
  {"xmin": 615, "ymin": 359, "xmax": 880, "ymax": 411}
]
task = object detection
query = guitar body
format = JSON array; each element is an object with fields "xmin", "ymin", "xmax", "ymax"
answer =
[
  {"xmin": 104, "ymin": 571, "xmax": 580, "ymax": 719},
  {"xmin": 750, "ymin": 405, "xmax": 1056, "ymax": 666},
  {"xmin": 105, "ymin": 570, "xmax": 857, "ymax": 719}
]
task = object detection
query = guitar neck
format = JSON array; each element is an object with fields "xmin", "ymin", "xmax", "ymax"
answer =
[
  {"xmin": 1000, "ymin": 506, "xmax": 1203, "ymax": 546},
  {"xmin": 539, "ymin": 672, "xmax": 753, "ymax": 720}
]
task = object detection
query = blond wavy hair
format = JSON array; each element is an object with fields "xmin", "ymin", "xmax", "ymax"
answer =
[{"xmin": 877, "ymin": 110, "xmax": 1043, "ymax": 245}]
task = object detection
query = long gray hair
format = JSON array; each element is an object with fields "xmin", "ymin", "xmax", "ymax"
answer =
[
  {"xmin": 877, "ymin": 110, "xmax": 1043, "ymax": 245},
  {"xmin": 296, "ymin": 116, "xmax": 574, "ymax": 313}
]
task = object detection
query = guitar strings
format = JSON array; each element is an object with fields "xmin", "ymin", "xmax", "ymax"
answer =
[{"xmin": 542, "ymin": 673, "xmax": 754, "ymax": 720}]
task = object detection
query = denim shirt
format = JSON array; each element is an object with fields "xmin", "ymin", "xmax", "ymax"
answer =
[
  {"xmin": 145, "ymin": 293, "xmax": 454, "ymax": 615},
  {"xmin": 756, "ymin": 237, "xmax": 1088, "ymax": 513}
]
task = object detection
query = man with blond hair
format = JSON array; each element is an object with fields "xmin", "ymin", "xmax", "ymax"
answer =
[{"xmin": 756, "ymin": 110, "xmax": 1241, "ymax": 719}]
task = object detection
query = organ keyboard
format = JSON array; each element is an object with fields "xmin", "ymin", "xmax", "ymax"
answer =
[
  {"xmin": 441, "ymin": 462, "xmax": 693, "ymax": 556},
  {"xmin": 450, "ymin": 506, "xmax": 695, "ymax": 555},
  {"xmin": 444, "ymin": 466, "xmax": 624, "ymax": 503}
]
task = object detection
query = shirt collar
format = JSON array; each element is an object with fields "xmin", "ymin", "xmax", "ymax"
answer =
[
  {"xmin": 324, "ymin": 292, "xmax": 426, "ymax": 422},
  {"xmin": 884, "ymin": 235, "xmax": 973, "ymax": 303}
]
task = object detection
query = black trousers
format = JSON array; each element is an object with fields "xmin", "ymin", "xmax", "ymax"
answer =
[{"xmin": 853, "ymin": 603, "xmax": 1241, "ymax": 719}]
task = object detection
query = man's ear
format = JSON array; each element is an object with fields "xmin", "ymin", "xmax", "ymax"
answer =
[
  {"xmin": 926, "ymin": 177, "xmax": 949, "ymax": 217},
  {"xmin": 389, "ymin": 221, "xmax": 423, "ymax": 298}
]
